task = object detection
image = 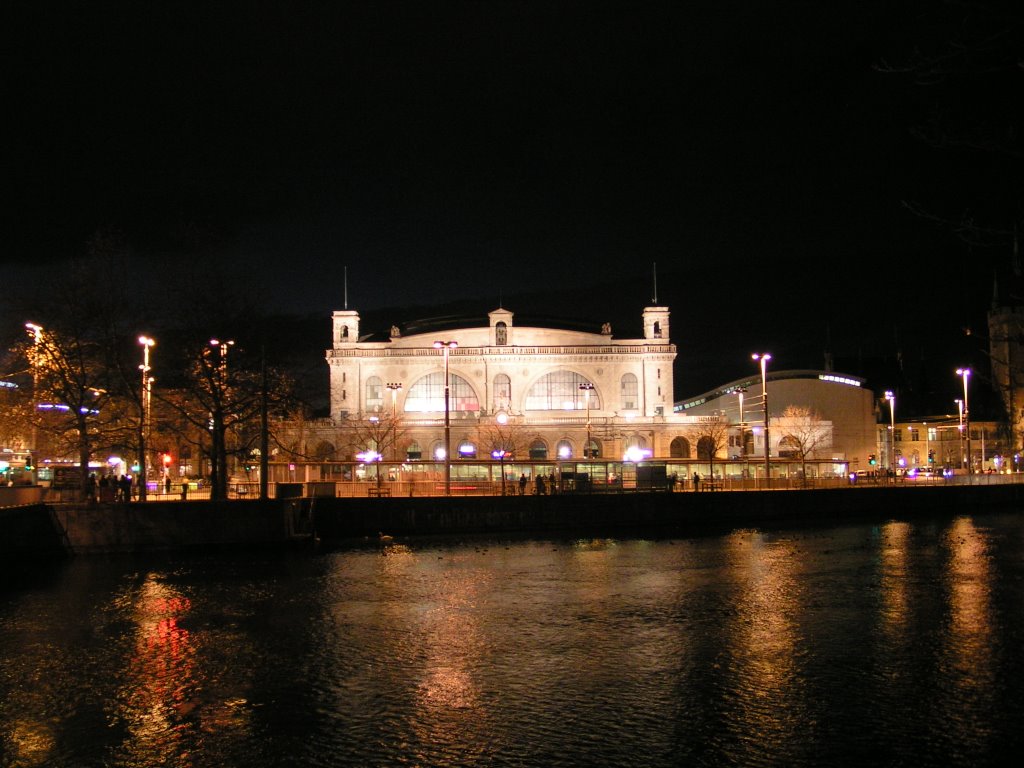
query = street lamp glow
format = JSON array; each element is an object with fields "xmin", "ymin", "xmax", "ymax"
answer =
[
  {"xmin": 434, "ymin": 341, "xmax": 457, "ymax": 496},
  {"xmin": 957, "ymin": 368, "xmax": 972, "ymax": 474},
  {"xmin": 884, "ymin": 390, "xmax": 896, "ymax": 472},
  {"xmin": 579, "ymin": 382, "xmax": 595, "ymax": 458},
  {"xmin": 138, "ymin": 335, "xmax": 156, "ymax": 502},
  {"xmin": 752, "ymin": 353, "xmax": 772, "ymax": 483}
]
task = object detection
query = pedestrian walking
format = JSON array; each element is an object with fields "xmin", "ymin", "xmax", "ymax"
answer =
[
  {"xmin": 693, "ymin": 472, "xmax": 700, "ymax": 492},
  {"xmin": 535, "ymin": 475, "xmax": 546, "ymax": 496},
  {"xmin": 519, "ymin": 473, "xmax": 528, "ymax": 496}
]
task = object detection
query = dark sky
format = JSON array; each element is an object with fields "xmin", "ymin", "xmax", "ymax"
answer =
[{"xmin": 5, "ymin": 1, "xmax": 1021, "ymax": 394}]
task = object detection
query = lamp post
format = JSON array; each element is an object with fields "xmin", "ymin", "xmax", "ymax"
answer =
[
  {"xmin": 924, "ymin": 421, "xmax": 929, "ymax": 469},
  {"xmin": 492, "ymin": 449, "xmax": 508, "ymax": 495},
  {"xmin": 957, "ymin": 368, "xmax": 972, "ymax": 474},
  {"xmin": 386, "ymin": 382, "xmax": 402, "ymax": 461},
  {"xmin": 25, "ymin": 323, "xmax": 43, "ymax": 480},
  {"xmin": 434, "ymin": 340, "xmax": 457, "ymax": 496},
  {"xmin": 138, "ymin": 336, "xmax": 155, "ymax": 502},
  {"xmin": 579, "ymin": 382, "xmax": 595, "ymax": 459},
  {"xmin": 884, "ymin": 390, "xmax": 896, "ymax": 475},
  {"xmin": 955, "ymin": 398, "xmax": 964, "ymax": 468},
  {"xmin": 752, "ymin": 353, "xmax": 771, "ymax": 484},
  {"xmin": 736, "ymin": 387, "xmax": 747, "ymax": 463},
  {"xmin": 208, "ymin": 338, "xmax": 234, "ymax": 497}
]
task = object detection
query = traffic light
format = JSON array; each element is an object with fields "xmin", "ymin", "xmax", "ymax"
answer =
[
  {"xmin": 928, "ymin": 450, "xmax": 934, "ymax": 463},
  {"xmin": 869, "ymin": 454, "xmax": 877, "ymax": 466},
  {"xmin": 24, "ymin": 457, "xmax": 33, "ymax": 471}
]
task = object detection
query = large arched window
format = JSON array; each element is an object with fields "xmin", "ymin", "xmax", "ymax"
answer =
[
  {"xmin": 493, "ymin": 374, "xmax": 511, "ymax": 410},
  {"xmin": 525, "ymin": 371, "xmax": 600, "ymax": 411},
  {"xmin": 529, "ymin": 439, "xmax": 548, "ymax": 460},
  {"xmin": 365, "ymin": 376, "xmax": 383, "ymax": 412},
  {"xmin": 313, "ymin": 441, "xmax": 336, "ymax": 460},
  {"xmin": 404, "ymin": 372, "xmax": 480, "ymax": 412},
  {"xmin": 670, "ymin": 437, "xmax": 691, "ymax": 459},
  {"xmin": 620, "ymin": 373, "xmax": 638, "ymax": 410}
]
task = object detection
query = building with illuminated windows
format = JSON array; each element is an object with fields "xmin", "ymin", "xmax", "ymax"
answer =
[
  {"xmin": 675, "ymin": 370, "xmax": 877, "ymax": 471},
  {"xmin": 323, "ymin": 304, "xmax": 690, "ymax": 465}
]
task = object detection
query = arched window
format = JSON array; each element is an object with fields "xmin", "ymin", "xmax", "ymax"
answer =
[
  {"xmin": 779, "ymin": 435, "xmax": 800, "ymax": 459},
  {"xmin": 584, "ymin": 439, "xmax": 601, "ymax": 459},
  {"xmin": 529, "ymin": 439, "xmax": 548, "ymax": 460},
  {"xmin": 697, "ymin": 436, "xmax": 715, "ymax": 460},
  {"xmin": 405, "ymin": 441, "xmax": 422, "ymax": 461},
  {"xmin": 556, "ymin": 439, "xmax": 573, "ymax": 459},
  {"xmin": 404, "ymin": 373, "xmax": 480, "ymax": 412},
  {"xmin": 653, "ymin": 321, "xmax": 661, "ymax": 338},
  {"xmin": 494, "ymin": 373, "xmax": 511, "ymax": 410},
  {"xmin": 365, "ymin": 376, "xmax": 383, "ymax": 412},
  {"xmin": 458, "ymin": 441, "xmax": 477, "ymax": 459},
  {"xmin": 670, "ymin": 437, "xmax": 691, "ymax": 459},
  {"xmin": 525, "ymin": 371, "xmax": 600, "ymax": 410},
  {"xmin": 620, "ymin": 373, "xmax": 638, "ymax": 410},
  {"xmin": 341, "ymin": 325, "xmax": 349, "ymax": 339},
  {"xmin": 313, "ymin": 441, "xmax": 336, "ymax": 460},
  {"xmin": 496, "ymin": 321, "xmax": 508, "ymax": 346}
]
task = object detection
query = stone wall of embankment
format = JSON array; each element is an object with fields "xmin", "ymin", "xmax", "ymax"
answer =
[{"xmin": 4, "ymin": 483, "xmax": 1024, "ymax": 560}]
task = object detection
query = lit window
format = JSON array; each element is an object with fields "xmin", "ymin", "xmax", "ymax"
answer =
[
  {"xmin": 620, "ymin": 373, "xmax": 638, "ymax": 410},
  {"xmin": 365, "ymin": 376, "xmax": 383, "ymax": 412},
  {"xmin": 494, "ymin": 374, "xmax": 511, "ymax": 409},
  {"xmin": 525, "ymin": 371, "xmax": 599, "ymax": 411},
  {"xmin": 404, "ymin": 373, "xmax": 480, "ymax": 412}
]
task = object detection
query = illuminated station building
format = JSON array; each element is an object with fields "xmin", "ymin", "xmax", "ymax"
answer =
[{"xmin": 325, "ymin": 304, "xmax": 692, "ymax": 468}]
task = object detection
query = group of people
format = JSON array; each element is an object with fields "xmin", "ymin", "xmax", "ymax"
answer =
[
  {"xmin": 517, "ymin": 472, "xmax": 558, "ymax": 495},
  {"xmin": 85, "ymin": 473, "xmax": 134, "ymax": 502}
]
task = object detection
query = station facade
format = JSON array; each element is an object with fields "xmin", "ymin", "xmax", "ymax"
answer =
[{"xmin": 323, "ymin": 304, "xmax": 693, "ymax": 463}]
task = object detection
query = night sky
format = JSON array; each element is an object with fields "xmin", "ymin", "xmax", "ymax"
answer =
[{"xmin": 5, "ymin": 1, "xmax": 1022, "ymax": 395}]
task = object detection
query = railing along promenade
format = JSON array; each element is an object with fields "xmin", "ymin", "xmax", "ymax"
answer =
[{"xmin": 26, "ymin": 469, "xmax": 1024, "ymax": 504}]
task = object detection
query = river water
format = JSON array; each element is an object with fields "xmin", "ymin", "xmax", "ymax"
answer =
[{"xmin": 2, "ymin": 511, "xmax": 1024, "ymax": 767}]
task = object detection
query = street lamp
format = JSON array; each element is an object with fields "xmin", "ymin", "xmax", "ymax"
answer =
[
  {"xmin": 210, "ymin": 338, "xmax": 235, "ymax": 384},
  {"xmin": 735, "ymin": 387, "xmax": 747, "ymax": 462},
  {"xmin": 579, "ymin": 382, "xmax": 595, "ymax": 459},
  {"xmin": 138, "ymin": 336, "xmax": 155, "ymax": 501},
  {"xmin": 884, "ymin": 390, "xmax": 895, "ymax": 475},
  {"xmin": 386, "ymin": 382, "xmax": 402, "ymax": 418},
  {"xmin": 752, "ymin": 353, "xmax": 771, "ymax": 484},
  {"xmin": 957, "ymin": 367, "xmax": 972, "ymax": 474},
  {"xmin": 433, "ymin": 340, "xmax": 457, "ymax": 496},
  {"xmin": 492, "ymin": 449, "xmax": 509, "ymax": 495},
  {"xmin": 955, "ymin": 398, "xmax": 965, "ymax": 468},
  {"xmin": 386, "ymin": 382, "xmax": 403, "ymax": 460},
  {"xmin": 356, "ymin": 449, "xmax": 383, "ymax": 491},
  {"xmin": 25, "ymin": 323, "xmax": 43, "ymax": 479}
]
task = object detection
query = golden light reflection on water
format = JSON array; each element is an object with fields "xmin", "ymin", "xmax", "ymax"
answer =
[
  {"xmin": 879, "ymin": 521, "xmax": 911, "ymax": 638},
  {"xmin": 366, "ymin": 545, "xmax": 493, "ymax": 762},
  {"xmin": 111, "ymin": 574, "xmax": 199, "ymax": 768},
  {"xmin": 721, "ymin": 531, "xmax": 803, "ymax": 755},
  {"xmin": 943, "ymin": 517, "xmax": 995, "ymax": 687},
  {"xmin": 7, "ymin": 719, "xmax": 56, "ymax": 765}
]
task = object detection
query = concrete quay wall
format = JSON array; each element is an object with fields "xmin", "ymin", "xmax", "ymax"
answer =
[{"xmin": 5, "ymin": 482, "xmax": 1024, "ymax": 560}]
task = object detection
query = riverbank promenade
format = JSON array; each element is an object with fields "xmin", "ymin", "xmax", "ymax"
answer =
[{"xmin": 5, "ymin": 475, "xmax": 1024, "ymax": 561}]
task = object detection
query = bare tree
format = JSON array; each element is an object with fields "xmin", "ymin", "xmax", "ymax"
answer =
[
  {"xmin": 688, "ymin": 415, "xmax": 730, "ymax": 481},
  {"xmin": 778, "ymin": 405, "xmax": 832, "ymax": 485}
]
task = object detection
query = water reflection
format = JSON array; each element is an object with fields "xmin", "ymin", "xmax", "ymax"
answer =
[
  {"xmin": 2, "ymin": 515, "xmax": 1023, "ymax": 768},
  {"xmin": 937, "ymin": 516, "xmax": 997, "ymax": 757},
  {"xmin": 110, "ymin": 573, "xmax": 199, "ymax": 767},
  {"xmin": 878, "ymin": 521, "xmax": 911, "ymax": 638},
  {"xmin": 720, "ymin": 531, "xmax": 804, "ymax": 763}
]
